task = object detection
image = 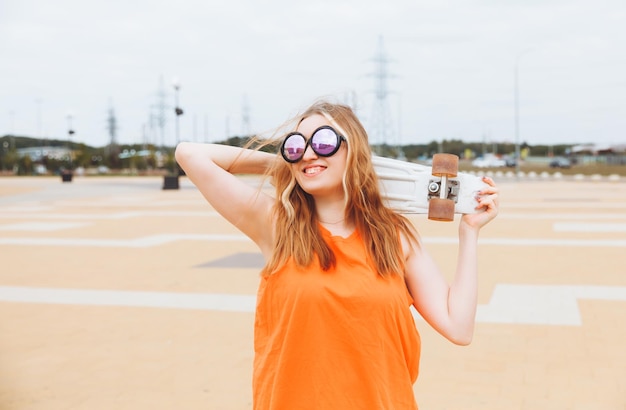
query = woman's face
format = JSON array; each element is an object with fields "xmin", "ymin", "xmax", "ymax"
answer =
[{"xmin": 290, "ymin": 114, "xmax": 348, "ymax": 200}]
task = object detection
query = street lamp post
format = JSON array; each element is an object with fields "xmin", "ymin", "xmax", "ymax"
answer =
[
  {"xmin": 1, "ymin": 141, "xmax": 8, "ymax": 172},
  {"xmin": 162, "ymin": 77, "xmax": 183, "ymax": 190},
  {"xmin": 62, "ymin": 112, "xmax": 75, "ymax": 182},
  {"xmin": 172, "ymin": 77, "xmax": 183, "ymax": 145},
  {"xmin": 514, "ymin": 49, "xmax": 532, "ymax": 177},
  {"xmin": 9, "ymin": 110, "xmax": 16, "ymax": 151}
]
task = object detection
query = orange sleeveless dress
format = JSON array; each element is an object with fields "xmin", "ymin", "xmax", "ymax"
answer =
[{"xmin": 253, "ymin": 226, "xmax": 421, "ymax": 409}]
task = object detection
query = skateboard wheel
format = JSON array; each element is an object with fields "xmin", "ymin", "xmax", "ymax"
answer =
[
  {"xmin": 428, "ymin": 198, "xmax": 455, "ymax": 222},
  {"xmin": 432, "ymin": 153, "xmax": 458, "ymax": 177}
]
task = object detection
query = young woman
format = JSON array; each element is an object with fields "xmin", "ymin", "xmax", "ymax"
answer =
[{"xmin": 175, "ymin": 101, "xmax": 499, "ymax": 409}]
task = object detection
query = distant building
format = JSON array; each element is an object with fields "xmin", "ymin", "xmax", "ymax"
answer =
[
  {"xmin": 569, "ymin": 143, "xmax": 626, "ymax": 165},
  {"xmin": 570, "ymin": 143, "xmax": 626, "ymax": 155},
  {"xmin": 16, "ymin": 146, "xmax": 71, "ymax": 161}
]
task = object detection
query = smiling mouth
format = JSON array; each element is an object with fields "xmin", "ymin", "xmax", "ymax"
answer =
[{"xmin": 303, "ymin": 166, "xmax": 326, "ymax": 175}]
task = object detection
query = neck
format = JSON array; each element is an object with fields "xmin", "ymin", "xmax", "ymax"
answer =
[
  {"xmin": 313, "ymin": 192, "xmax": 347, "ymax": 226},
  {"xmin": 319, "ymin": 217, "xmax": 345, "ymax": 224},
  {"xmin": 318, "ymin": 217, "xmax": 354, "ymax": 239},
  {"xmin": 316, "ymin": 204, "xmax": 346, "ymax": 226}
]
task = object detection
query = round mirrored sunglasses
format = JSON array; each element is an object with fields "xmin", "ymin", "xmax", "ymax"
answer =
[{"xmin": 280, "ymin": 125, "xmax": 346, "ymax": 163}]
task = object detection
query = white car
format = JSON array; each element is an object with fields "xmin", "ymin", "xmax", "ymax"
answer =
[{"xmin": 471, "ymin": 155, "xmax": 506, "ymax": 168}]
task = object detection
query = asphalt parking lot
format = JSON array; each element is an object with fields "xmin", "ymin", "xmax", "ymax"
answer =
[{"xmin": 0, "ymin": 175, "xmax": 624, "ymax": 409}]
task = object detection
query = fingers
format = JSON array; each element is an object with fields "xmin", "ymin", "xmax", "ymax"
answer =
[
  {"xmin": 476, "ymin": 176, "xmax": 499, "ymax": 212},
  {"xmin": 477, "ymin": 193, "xmax": 498, "ymax": 212},
  {"xmin": 480, "ymin": 176, "xmax": 498, "ymax": 192},
  {"xmin": 462, "ymin": 177, "xmax": 500, "ymax": 228},
  {"xmin": 481, "ymin": 176, "xmax": 499, "ymax": 198}
]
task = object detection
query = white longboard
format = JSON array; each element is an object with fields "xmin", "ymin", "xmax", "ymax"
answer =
[{"xmin": 373, "ymin": 155, "xmax": 488, "ymax": 216}]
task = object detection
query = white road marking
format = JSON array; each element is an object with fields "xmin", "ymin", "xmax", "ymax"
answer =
[
  {"xmin": 475, "ymin": 284, "xmax": 626, "ymax": 326},
  {"xmin": 500, "ymin": 213, "xmax": 626, "ymax": 220},
  {"xmin": 0, "ymin": 235, "xmax": 625, "ymax": 247},
  {"xmin": 0, "ymin": 211, "xmax": 220, "ymax": 220},
  {"xmin": 0, "ymin": 222, "xmax": 90, "ymax": 231},
  {"xmin": 0, "ymin": 234, "xmax": 248, "ymax": 247},
  {"xmin": 0, "ymin": 286, "xmax": 256, "ymax": 312},
  {"xmin": 504, "ymin": 203, "xmax": 626, "ymax": 209},
  {"xmin": 553, "ymin": 222, "xmax": 626, "ymax": 232},
  {"xmin": 1, "ymin": 210, "xmax": 624, "ymax": 221},
  {"xmin": 426, "ymin": 237, "xmax": 626, "ymax": 247},
  {"xmin": 1, "ymin": 284, "xmax": 625, "ymax": 326}
]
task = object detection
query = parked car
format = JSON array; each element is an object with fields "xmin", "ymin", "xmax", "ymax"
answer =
[
  {"xmin": 504, "ymin": 156, "xmax": 517, "ymax": 167},
  {"xmin": 471, "ymin": 154, "xmax": 506, "ymax": 168},
  {"xmin": 549, "ymin": 157, "xmax": 571, "ymax": 168}
]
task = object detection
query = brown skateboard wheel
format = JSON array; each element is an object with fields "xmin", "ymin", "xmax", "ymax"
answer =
[
  {"xmin": 432, "ymin": 153, "xmax": 459, "ymax": 177},
  {"xmin": 428, "ymin": 198, "xmax": 455, "ymax": 221}
]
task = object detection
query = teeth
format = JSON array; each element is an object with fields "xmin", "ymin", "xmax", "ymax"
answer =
[{"xmin": 304, "ymin": 166, "xmax": 324, "ymax": 175}]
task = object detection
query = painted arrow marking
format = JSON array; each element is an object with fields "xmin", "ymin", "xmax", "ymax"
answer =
[{"xmin": 475, "ymin": 284, "xmax": 626, "ymax": 326}]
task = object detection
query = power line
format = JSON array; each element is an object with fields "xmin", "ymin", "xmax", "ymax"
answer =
[
  {"xmin": 152, "ymin": 75, "xmax": 168, "ymax": 148},
  {"xmin": 368, "ymin": 35, "xmax": 396, "ymax": 153},
  {"xmin": 241, "ymin": 94, "xmax": 251, "ymax": 136},
  {"xmin": 106, "ymin": 99, "xmax": 118, "ymax": 147}
]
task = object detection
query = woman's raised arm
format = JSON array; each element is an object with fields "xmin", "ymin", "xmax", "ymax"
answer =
[
  {"xmin": 403, "ymin": 177, "xmax": 499, "ymax": 345},
  {"xmin": 175, "ymin": 142, "xmax": 276, "ymax": 255}
]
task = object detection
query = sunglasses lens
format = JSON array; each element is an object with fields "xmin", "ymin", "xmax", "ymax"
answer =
[
  {"xmin": 282, "ymin": 134, "xmax": 306, "ymax": 162},
  {"xmin": 311, "ymin": 128, "xmax": 339, "ymax": 156}
]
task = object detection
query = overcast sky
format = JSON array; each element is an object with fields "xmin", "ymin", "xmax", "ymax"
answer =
[{"xmin": 1, "ymin": 0, "xmax": 625, "ymax": 148}]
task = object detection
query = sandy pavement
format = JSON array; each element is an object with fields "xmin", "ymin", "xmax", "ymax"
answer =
[{"xmin": 0, "ymin": 175, "xmax": 624, "ymax": 409}]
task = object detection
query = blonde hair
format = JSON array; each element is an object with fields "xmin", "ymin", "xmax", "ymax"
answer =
[{"xmin": 254, "ymin": 100, "xmax": 418, "ymax": 277}]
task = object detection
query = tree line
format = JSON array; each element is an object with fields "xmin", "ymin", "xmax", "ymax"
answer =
[{"xmin": 0, "ymin": 134, "xmax": 573, "ymax": 175}]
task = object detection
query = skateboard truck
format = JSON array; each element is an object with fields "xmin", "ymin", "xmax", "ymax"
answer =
[
  {"xmin": 427, "ymin": 179, "xmax": 460, "ymax": 203},
  {"xmin": 427, "ymin": 153, "xmax": 460, "ymax": 221}
]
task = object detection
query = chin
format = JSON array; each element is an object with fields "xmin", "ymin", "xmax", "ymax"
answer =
[{"xmin": 299, "ymin": 182, "xmax": 343, "ymax": 199}]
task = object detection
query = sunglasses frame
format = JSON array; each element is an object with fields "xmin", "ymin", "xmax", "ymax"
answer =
[{"xmin": 280, "ymin": 125, "xmax": 346, "ymax": 163}]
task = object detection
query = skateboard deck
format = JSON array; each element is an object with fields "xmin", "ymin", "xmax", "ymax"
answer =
[{"xmin": 372, "ymin": 155, "xmax": 488, "ymax": 216}]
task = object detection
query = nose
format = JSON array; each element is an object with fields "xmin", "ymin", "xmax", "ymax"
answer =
[{"xmin": 301, "ymin": 143, "xmax": 318, "ymax": 161}]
